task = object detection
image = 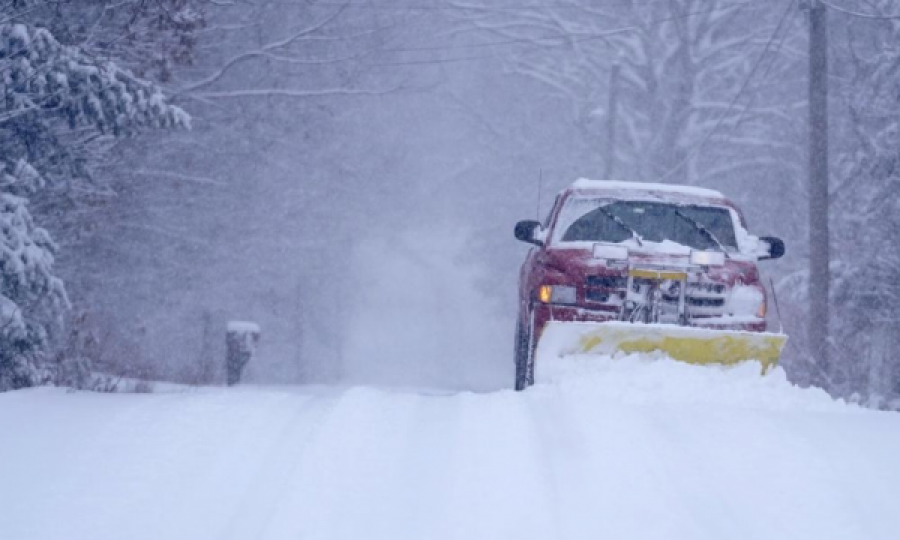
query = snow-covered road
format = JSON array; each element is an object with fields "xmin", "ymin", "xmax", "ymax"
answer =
[{"xmin": 2, "ymin": 357, "xmax": 899, "ymax": 540}]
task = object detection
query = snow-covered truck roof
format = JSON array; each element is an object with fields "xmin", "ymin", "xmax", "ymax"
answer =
[{"xmin": 570, "ymin": 178, "xmax": 726, "ymax": 201}]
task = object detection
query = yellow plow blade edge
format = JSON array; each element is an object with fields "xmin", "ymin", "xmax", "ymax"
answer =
[{"xmin": 535, "ymin": 321, "xmax": 788, "ymax": 374}]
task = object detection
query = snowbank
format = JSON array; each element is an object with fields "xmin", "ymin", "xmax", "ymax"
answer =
[
  {"xmin": 1, "ymin": 357, "xmax": 898, "ymax": 540},
  {"xmin": 538, "ymin": 353, "xmax": 851, "ymax": 412}
]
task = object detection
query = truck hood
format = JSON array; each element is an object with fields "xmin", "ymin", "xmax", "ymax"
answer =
[{"xmin": 541, "ymin": 245, "xmax": 760, "ymax": 286}]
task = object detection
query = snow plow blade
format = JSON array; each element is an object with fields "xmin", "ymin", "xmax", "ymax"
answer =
[{"xmin": 535, "ymin": 321, "xmax": 787, "ymax": 373}]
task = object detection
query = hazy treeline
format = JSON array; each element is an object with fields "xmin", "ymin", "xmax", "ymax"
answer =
[{"xmin": 0, "ymin": 0, "xmax": 896, "ymax": 406}]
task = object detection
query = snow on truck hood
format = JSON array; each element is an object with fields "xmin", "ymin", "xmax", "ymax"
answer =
[
  {"xmin": 552, "ymin": 239, "xmax": 694, "ymax": 257},
  {"xmin": 542, "ymin": 244, "xmax": 761, "ymax": 285},
  {"xmin": 548, "ymin": 240, "xmax": 756, "ymax": 266},
  {"xmin": 551, "ymin": 239, "xmax": 763, "ymax": 264}
]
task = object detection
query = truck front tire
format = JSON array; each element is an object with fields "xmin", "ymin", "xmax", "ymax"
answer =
[{"xmin": 514, "ymin": 318, "xmax": 535, "ymax": 391}]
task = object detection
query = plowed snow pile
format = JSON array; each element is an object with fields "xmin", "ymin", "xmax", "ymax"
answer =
[
  {"xmin": 538, "ymin": 353, "xmax": 846, "ymax": 411},
  {"xmin": 2, "ymin": 356, "xmax": 899, "ymax": 540}
]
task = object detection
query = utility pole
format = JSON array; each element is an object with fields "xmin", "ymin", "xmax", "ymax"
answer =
[
  {"xmin": 604, "ymin": 60, "xmax": 621, "ymax": 179},
  {"xmin": 807, "ymin": 0, "xmax": 830, "ymax": 376}
]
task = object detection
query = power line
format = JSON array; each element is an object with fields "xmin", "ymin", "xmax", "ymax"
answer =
[
  {"xmin": 818, "ymin": 0, "xmax": 900, "ymax": 19},
  {"xmin": 717, "ymin": 4, "xmax": 800, "ymax": 134},
  {"xmin": 252, "ymin": 0, "xmax": 735, "ymax": 9},
  {"xmin": 655, "ymin": 0, "xmax": 797, "ymax": 183}
]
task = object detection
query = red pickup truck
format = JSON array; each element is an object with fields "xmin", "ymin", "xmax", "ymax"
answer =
[{"xmin": 513, "ymin": 179, "xmax": 785, "ymax": 390}]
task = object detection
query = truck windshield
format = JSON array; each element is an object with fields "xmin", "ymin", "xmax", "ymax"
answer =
[{"xmin": 553, "ymin": 198, "xmax": 738, "ymax": 251}]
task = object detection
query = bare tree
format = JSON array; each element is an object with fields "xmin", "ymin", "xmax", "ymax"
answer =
[{"xmin": 828, "ymin": 0, "xmax": 900, "ymax": 405}]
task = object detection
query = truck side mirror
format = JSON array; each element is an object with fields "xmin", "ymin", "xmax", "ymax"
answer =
[
  {"xmin": 758, "ymin": 236, "xmax": 785, "ymax": 260},
  {"xmin": 514, "ymin": 220, "xmax": 544, "ymax": 246}
]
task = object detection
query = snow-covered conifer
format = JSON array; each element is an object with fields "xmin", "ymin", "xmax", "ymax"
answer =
[
  {"xmin": 0, "ymin": 162, "xmax": 67, "ymax": 390},
  {"xmin": 0, "ymin": 21, "xmax": 189, "ymax": 390}
]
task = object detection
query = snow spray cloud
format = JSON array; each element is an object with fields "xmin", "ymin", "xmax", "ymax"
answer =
[{"xmin": 341, "ymin": 227, "xmax": 511, "ymax": 392}]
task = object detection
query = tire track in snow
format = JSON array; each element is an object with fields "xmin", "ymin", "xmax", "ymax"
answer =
[
  {"xmin": 527, "ymin": 383, "xmax": 703, "ymax": 540},
  {"xmin": 523, "ymin": 385, "xmax": 587, "ymax": 540},
  {"xmin": 253, "ymin": 386, "xmax": 423, "ymax": 540},
  {"xmin": 106, "ymin": 391, "xmax": 324, "ymax": 540},
  {"xmin": 551, "ymin": 393, "xmax": 709, "ymax": 539},
  {"xmin": 441, "ymin": 390, "xmax": 559, "ymax": 540},
  {"xmin": 2, "ymin": 390, "xmax": 312, "ymax": 540},
  {"xmin": 395, "ymin": 391, "xmax": 462, "ymax": 537},
  {"xmin": 218, "ymin": 388, "xmax": 346, "ymax": 540}
]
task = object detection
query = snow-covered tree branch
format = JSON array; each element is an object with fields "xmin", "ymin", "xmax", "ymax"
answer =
[{"xmin": 0, "ymin": 17, "xmax": 189, "ymax": 390}]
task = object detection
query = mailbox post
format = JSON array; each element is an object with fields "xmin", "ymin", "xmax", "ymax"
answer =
[{"xmin": 226, "ymin": 321, "xmax": 260, "ymax": 386}]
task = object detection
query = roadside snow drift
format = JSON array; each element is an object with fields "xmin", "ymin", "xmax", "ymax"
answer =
[{"xmin": 2, "ymin": 356, "xmax": 899, "ymax": 540}]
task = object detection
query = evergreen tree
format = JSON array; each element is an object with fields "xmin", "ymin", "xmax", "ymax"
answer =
[{"xmin": 0, "ymin": 22, "xmax": 188, "ymax": 390}]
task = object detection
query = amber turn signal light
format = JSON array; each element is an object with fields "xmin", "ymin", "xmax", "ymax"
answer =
[{"xmin": 538, "ymin": 285, "xmax": 553, "ymax": 304}]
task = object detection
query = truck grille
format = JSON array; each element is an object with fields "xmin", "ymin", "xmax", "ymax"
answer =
[
  {"xmin": 687, "ymin": 297, "xmax": 725, "ymax": 308},
  {"xmin": 584, "ymin": 275, "xmax": 627, "ymax": 307},
  {"xmin": 586, "ymin": 290, "xmax": 612, "ymax": 303},
  {"xmin": 585, "ymin": 276, "xmax": 628, "ymax": 289},
  {"xmin": 689, "ymin": 282, "xmax": 726, "ymax": 295},
  {"xmin": 584, "ymin": 274, "xmax": 728, "ymax": 318}
]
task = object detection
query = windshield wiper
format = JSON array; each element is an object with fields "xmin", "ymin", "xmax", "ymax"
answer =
[
  {"xmin": 673, "ymin": 209, "xmax": 730, "ymax": 258},
  {"xmin": 596, "ymin": 206, "xmax": 643, "ymax": 246}
]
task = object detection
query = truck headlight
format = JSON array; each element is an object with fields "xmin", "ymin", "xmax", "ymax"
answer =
[
  {"xmin": 690, "ymin": 250, "xmax": 726, "ymax": 267},
  {"xmin": 538, "ymin": 285, "xmax": 577, "ymax": 305},
  {"xmin": 728, "ymin": 284, "xmax": 765, "ymax": 318}
]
